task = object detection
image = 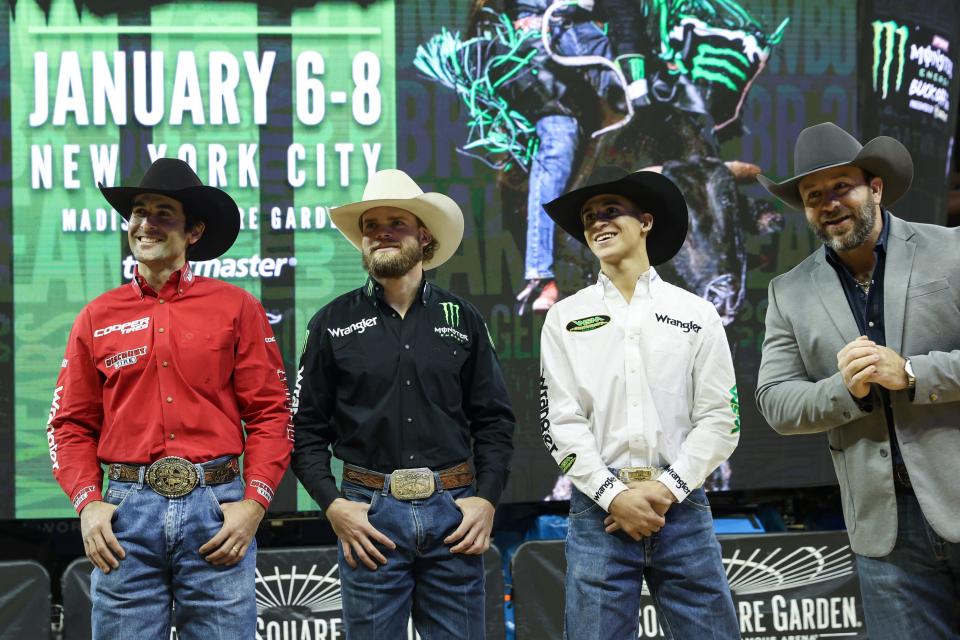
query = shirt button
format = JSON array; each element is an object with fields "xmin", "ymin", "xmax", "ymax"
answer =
[
  {"xmin": 868, "ymin": 321, "xmax": 874, "ymax": 327},
  {"xmin": 930, "ymin": 393, "xmax": 939, "ymax": 402},
  {"xmin": 879, "ymin": 448, "xmax": 888, "ymax": 458},
  {"xmin": 158, "ymin": 327, "xmax": 165, "ymax": 334},
  {"xmin": 406, "ymin": 380, "xmax": 411, "ymax": 386},
  {"xmin": 158, "ymin": 299, "xmax": 165, "ymax": 304},
  {"xmin": 404, "ymin": 344, "xmax": 410, "ymax": 350},
  {"xmin": 408, "ymin": 455, "xmax": 415, "ymax": 460},
  {"xmin": 406, "ymin": 417, "xmax": 413, "ymax": 423},
  {"xmin": 178, "ymin": 289, "xmax": 183, "ymax": 294},
  {"xmin": 169, "ymin": 433, "xmax": 175, "ymax": 440},
  {"xmin": 162, "ymin": 361, "xmax": 169, "ymax": 367},
  {"xmin": 166, "ymin": 396, "xmax": 173, "ymax": 403}
]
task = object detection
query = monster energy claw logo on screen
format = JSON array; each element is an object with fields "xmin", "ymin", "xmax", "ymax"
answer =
[
  {"xmin": 440, "ymin": 302, "xmax": 460, "ymax": 328},
  {"xmin": 872, "ymin": 20, "xmax": 908, "ymax": 98}
]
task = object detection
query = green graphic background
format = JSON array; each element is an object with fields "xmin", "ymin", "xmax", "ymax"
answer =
[{"xmin": 12, "ymin": 0, "xmax": 395, "ymax": 518}]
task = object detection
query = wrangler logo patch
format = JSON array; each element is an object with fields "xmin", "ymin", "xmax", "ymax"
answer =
[{"xmin": 565, "ymin": 315, "xmax": 611, "ymax": 332}]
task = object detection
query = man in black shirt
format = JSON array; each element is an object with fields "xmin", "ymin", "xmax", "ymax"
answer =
[{"xmin": 292, "ymin": 169, "xmax": 515, "ymax": 638}]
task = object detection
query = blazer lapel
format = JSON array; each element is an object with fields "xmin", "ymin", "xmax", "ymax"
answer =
[
  {"xmin": 811, "ymin": 250, "xmax": 860, "ymax": 344},
  {"xmin": 883, "ymin": 216, "xmax": 916, "ymax": 354}
]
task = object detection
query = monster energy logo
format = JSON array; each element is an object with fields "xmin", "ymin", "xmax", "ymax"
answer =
[
  {"xmin": 691, "ymin": 43, "xmax": 749, "ymax": 92},
  {"xmin": 440, "ymin": 302, "xmax": 460, "ymax": 327},
  {"xmin": 729, "ymin": 384, "xmax": 741, "ymax": 434},
  {"xmin": 872, "ymin": 20, "xmax": 909, "ymax": 98}
]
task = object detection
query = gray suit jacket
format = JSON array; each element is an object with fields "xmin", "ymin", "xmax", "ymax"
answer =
[{"xmin": 756, "ymin": 214, "xmax": 960, "ymax": 557}]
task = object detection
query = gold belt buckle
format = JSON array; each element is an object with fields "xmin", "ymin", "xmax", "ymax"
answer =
[
  {"xmin": 618, "ymin": 466, "xmax": 657, "ymax": 483},
  {"xmin": 146, "ymin": 456, "xmax": 199, "ymax": 498},
  {"xmin": 390, "ymin": 468, "xmax": 436, "ymax": 500}
]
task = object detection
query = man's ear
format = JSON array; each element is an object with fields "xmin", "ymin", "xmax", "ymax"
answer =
[
  {"xmin": 639, "ymin": 213, "xmax": 654, "ymax": 232},
  {"xmin": 869, "ymin": 176, "xmax": 884, "ymax": 202},
  {"xmin": 187, "ymin": 221, "xmax": 206, "ymax": 246},
  {"xmin": 419, "ymin": 225, "xmax": 434, "ymax": 248}
]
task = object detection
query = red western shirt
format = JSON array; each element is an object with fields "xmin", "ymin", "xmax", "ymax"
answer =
[{"xmin": 47, "ymin": 263, "xmax": 293, "ymax": 513}]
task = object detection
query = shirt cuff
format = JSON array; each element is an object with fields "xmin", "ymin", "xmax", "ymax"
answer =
[
  {"xmin": 243, "ymin": 477, "xmax": 276, "ymax": 510},
  {"xmin": 658, "ymin": 467, "xmax": 693, "ymax": 503},
  {"xmin": 476, "ymin": 473, "xmax": 504, "ymax": 507},
  {"xmin": 592, "ymin": 474, "xmax": 629, "ymax": 512},
  {"xmin": 72, "ymin": 485, "xmax": 103, "ymax": 514}
]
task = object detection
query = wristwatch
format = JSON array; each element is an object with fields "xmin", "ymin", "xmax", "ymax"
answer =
[{"xmin": 904, "ymin": 358, "xmax": 916, "ymax": 390}]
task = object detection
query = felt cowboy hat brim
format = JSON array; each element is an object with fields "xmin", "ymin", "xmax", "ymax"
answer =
[
  {"xmin": 543, "ymin": 166, "xmax": 689, "ymax": 266},
  {"xmin": 99, "ymin": 158, "xmax": 240, "ymax": 261},
  {"xmin": 757, "ymin": 122, "xmax": 914, "ymax": 211},
  {"xmin": 331, "ymin": 170, "xmax": 464, "ymax": 271}
]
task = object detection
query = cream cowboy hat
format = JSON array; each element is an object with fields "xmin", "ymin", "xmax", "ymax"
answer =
[{"xmin": 331, "ymin": 169, "xmax": 464, "ymax": 270}]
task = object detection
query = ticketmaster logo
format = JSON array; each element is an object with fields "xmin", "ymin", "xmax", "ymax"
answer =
[
  {"xmin": 655, "ymin": 313, "xmax": 702, "ymax": 333},
  {"xmin": 327, "ymin": 317, "xmax": 377, "ymax": 337}
]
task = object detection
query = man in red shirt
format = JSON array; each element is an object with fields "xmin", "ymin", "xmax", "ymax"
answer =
[{"xmin": 46, "ymin": 158, "xmax": 293, "ymax": 639}]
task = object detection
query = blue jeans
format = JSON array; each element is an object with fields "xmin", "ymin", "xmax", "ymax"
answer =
[
  {"xmin": 856, "ymin": 489, "xmax": 960, "ymax": 639},
  {"xmin": 526, "ymin": 115, "xmax": 578, "ymax": 279},
  {"xmin": 338, "ymin": 475, "xmax": 485, "ymax": 639},
  {"xmin": 91, "ymin": 459, "xmax": 256, "ymax": 640},
  {"xmin": 564, "ymin": 486, "xmax": 738, "ymax": 640},
  {"xmin": 524, "ymin": 19, "xmax": 612, "ymax": 280}
]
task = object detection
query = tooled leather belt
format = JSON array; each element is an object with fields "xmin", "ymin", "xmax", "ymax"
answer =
[{"xmin": 107, "ymin": 456, "xmax": 240, "ymax": 498}]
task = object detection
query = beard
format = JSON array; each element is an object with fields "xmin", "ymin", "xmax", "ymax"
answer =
[
  {"xmin": 812, "ymin": 193, "xmax": 878, "ymax": 252},
  {"xmin": 362, "ymin": 237, "xmax": 423, "ymax": 278}
]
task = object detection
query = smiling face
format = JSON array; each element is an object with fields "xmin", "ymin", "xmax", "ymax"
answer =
[
  {"xmin": 127, "ymin": 193, "xmax": 204, "ymax": 269},
  {"xmin": 359, "ymin": 206, "xmax": 432, "ymax": 278},
  {"xmin": 580, "ymin": 193, "xmax": 653, "ymax": 266},
  {"xmin": 798, "ymin": 166, "xmax": 882, "ymax": 253}
]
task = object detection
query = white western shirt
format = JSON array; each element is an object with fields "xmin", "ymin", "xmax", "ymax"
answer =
[{"xmin": 539, "ymin": 268, "xmax": 740, "ymax": 510}]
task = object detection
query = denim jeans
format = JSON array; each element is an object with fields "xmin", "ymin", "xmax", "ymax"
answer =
[
  {"xmin": 524, "ymin": 19, "xmax": 613, "ymax": 280},
  {"xmin": 856, "ymin": 489, "xmax": 960, "ymax": 639},
  {"xmin": 91, "ymin": 458, "xmax": 256, "ymax": 640},
  {"xmin": 338, "ymin": 475, "xmax": 485, "ymax": 639},
  {"xmin": 564, "ymin": 486, "xmax": 738, "ymax": 640}
]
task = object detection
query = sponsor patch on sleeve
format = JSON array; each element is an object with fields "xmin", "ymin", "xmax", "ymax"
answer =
[
  {"xmin": 559, "ymin": 453, "xmax": 576, "ymax": 474},
  {"xmin": 250, "ymin": 479, "xmax": 275, "ymax": 502},
  {"xmin": 565, "ymin": 315, "xmax": 611, "ymax": 332}
]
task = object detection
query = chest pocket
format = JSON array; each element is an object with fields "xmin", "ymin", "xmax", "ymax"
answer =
[
  {"xmin": 647, "ymin": 325, "xmax": 695, "ymax": 397},
  {"xmin": 179, "ymin": 328, "xmax": 234, "ymax": 392}
]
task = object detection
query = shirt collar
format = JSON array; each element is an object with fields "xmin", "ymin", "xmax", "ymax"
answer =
[
  {"xmin": 130, "ymin": 262, "xmax": 196, "ymax": 299},
  {"xmin": 595, "ymin": 267, "xmax": 660, "ymax": 302},
  {"xmin": 362, "ymin": 276, "xmax": 432, "ymax": 306}
]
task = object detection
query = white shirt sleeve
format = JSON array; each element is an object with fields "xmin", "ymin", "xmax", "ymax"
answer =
[
  {"xmin": 657, "ymin": 309, "xmax": 740, "ymax": 502},
  {"xmin": 540, "ymin": 307, "xmax": 627, "ymax": 511}
]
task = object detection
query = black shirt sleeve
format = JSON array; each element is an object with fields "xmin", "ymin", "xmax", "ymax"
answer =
[
  {"xmin": 460, "ymin": 302, "xmax": 516, "ymax": 506},
  {"xmin": 290, "ymin": 311, "xmax": 341, "ymax": 511}
]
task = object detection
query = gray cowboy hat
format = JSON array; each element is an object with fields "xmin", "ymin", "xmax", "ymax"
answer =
[
  {"xmin": 99, "ymin": 158, "xmax": 240, "ymax": 261},
  {"xmin": 757, "ymin": 122, "xmax": 914, "ymax": 210},
  {"xmin": 543, "ymin": 166, "xmax": 689, "ymax": 266}
]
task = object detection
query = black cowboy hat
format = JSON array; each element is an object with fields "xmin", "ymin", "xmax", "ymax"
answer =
[
  {"xmin": 757, "ymin": 122, "xmax": 914, "ymax": 210},
  {"xmin": 543, "ymin": 166, "xmax": 689, "ymax": 266},
  {"xmin": 99, "ymin": 158, "xmax": 240, "ymax": 261}
]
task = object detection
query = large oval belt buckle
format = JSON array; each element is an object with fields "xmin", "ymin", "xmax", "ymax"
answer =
[
  {"xmin": 390, "ymin": 468, "xmax": 435, "ymax": 501},
  {"xmin": 146, "ymin": 456, "xmax": 199, "ymax": 498}
]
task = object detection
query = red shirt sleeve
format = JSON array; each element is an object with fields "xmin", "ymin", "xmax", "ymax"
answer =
[
  {"xmin": 48, "ymin": 308, "xmax": 107, "ymax": 513},
  {"xmin": 233, "ymin": 293, "xmax": 294, "ymax": 509}
]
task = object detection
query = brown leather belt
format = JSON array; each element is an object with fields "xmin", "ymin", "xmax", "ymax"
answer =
[
  {"xmin": 108, "ymin": 456, "xmax": 239, "ymax": 498},
  {"xmin": 893, "ymin": 463, "xmax": 912, "ymax": 490},
  {"xmin": 343, "ymin": 462, "xmax": 473, "ymax": 500}
]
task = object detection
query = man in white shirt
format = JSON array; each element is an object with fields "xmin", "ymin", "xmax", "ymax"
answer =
[{"xmin": 539, "ymin": 166, "xmax": 740, "ymax": 639}]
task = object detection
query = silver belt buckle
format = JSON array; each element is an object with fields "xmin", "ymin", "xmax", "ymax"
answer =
[
  {"xmin": 146, "ymin": 456, "xmax": 199, "ymax": 498},
  {"xmin": 390, "ymin": 468, "xmax": 436, "ymax": 500},
  {"xmin": 618, "ymin": 466, "xmax": 659, "ymax": 483}
]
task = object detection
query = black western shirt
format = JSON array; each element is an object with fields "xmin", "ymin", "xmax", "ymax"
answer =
[{"xmin": 292, "ymin": 277, "xmax": 516, "ymax": 510}]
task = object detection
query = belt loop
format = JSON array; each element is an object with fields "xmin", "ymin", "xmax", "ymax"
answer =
[
  {"xmin": 196, "ymin": 463, "xmax": 207, "ymax": 488},
  {"xmin": 433, "ymin": 471, "xmax": 444, "ymax": 494},
  {"xmin": 136, "ymin": 465, "xmax": 146, "ymax": 489},
  {"xmin": 382, "ymin": 473, "xmax": 392, "ymax": 497}
]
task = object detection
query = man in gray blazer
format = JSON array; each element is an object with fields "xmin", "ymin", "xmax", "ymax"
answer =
[{"xmin": 755, "ymin": 122, "xmax": 960, "ymax": 639}]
